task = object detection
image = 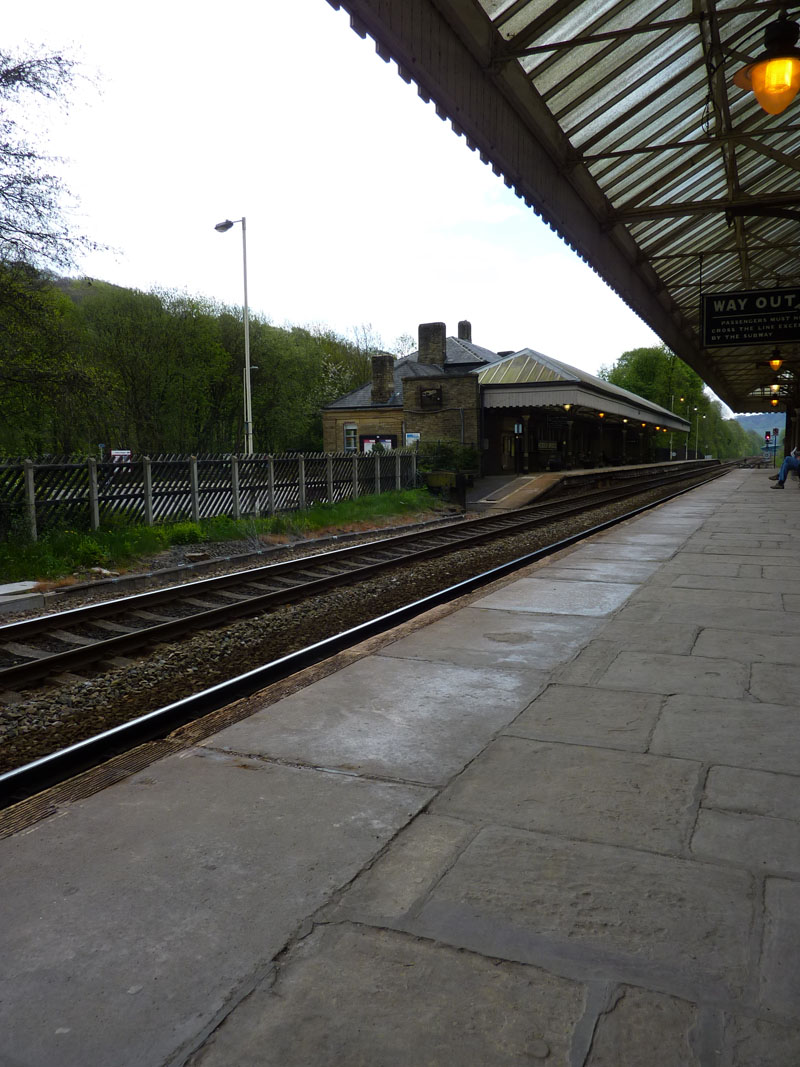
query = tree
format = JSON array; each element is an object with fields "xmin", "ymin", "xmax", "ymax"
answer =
[
  {"xmin": 390, "ymin": 332, "xmax": 416, "ymax": 357},
  {"xmin": 598, "ymin": 345, "xmax": 705, "ymax": 413},
  {"xmin": 598, "ymin": 346, "xmax": 760, "ymax": 460},
  {"xmin": 79, "ymin": 284, "xmax": 230, "ymax": 453},
  {"xmin": 0, "ymin": 47, "xmax": 94, "ymax": 270},
  {"xmin": 0, "ymin": 262, "xmax": 96, "ymax": 455}
]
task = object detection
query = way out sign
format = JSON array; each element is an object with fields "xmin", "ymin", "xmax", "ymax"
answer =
[{"xmin": 702, "ymin": 286, "xmax": 800, "ymax": 348}]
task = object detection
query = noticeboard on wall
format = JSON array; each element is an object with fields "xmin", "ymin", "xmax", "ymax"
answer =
[{"xmin": 360, "ymin": 435, "xmax": 397, "ymax": 453}]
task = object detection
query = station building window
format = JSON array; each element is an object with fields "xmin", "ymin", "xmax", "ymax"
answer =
[{"xmin": 343, "ymin": 424, "xmax": 357, "ymax": 452}]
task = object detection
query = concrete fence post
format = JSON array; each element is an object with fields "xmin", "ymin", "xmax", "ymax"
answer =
[
  {"xmin": 88, "ymin": 458, "xmax": 100, "ymax": 530},
  {"xmin": 411, "ymin": 450, "xmax": 417, "ymax": 488},
  {"xmin": 374, "ymin": 453, "xmax": 381, "ymax": 495},
  {"xmin": 326, "ymin": 455, "xmax": 334, "ymax": 504},
  {"xmin": 267, "ymin": 456, "xmax": 275, "ymax": 515},
  {"xmin": 231, "ymin": 455, "xmax": 240, "ymax": 520},
  {"xmin": 143, "ymin": 457, "xmax": 154, "ymax": 526},
  {"xmin": 189, "ymin": 456, "xmax": 200, "ymax": 523},
  {"xmin": 352, "ymin": 453, "xmax": 359, "ymax": 500},
  {"xmin": 298, "ymin": 454, "xmax": 306, "ymax": 510},
  {"xmin": 395, "ymin": 451, "xmax": 401, "ymax": 490},
  {"xmin": 23, "ymin": 459, "xmax": 37, "ymax": 542}
]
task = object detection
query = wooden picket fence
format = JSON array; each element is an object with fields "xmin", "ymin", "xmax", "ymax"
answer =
[{"xmin": 0, "ymin": 451, "xmax": 418, "ymax": 542}]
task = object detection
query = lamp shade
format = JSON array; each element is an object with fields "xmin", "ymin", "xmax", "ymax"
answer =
[
  {"xmin": 750, "ymin": 55, "xmax": 800, "ymax": 114},
  {"xmin": 734, "ymin": 15, "xmax": 800, "ymax": 115}
]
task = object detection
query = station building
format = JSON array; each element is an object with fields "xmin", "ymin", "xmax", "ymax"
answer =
[{"xmin": 322, "ymin": 320, "xmax": 691, "ymax": 473}]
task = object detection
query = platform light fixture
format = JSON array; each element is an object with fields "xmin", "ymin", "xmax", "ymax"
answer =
[
  {"xmin": 769, "ymin": 349, "xmax": 784, "ymax": 371},
  {"xmin": 733, "ymin": 11, "xmax": 800, "ymax": 115},
  {"xmin": 563, "ymin": 403, "xmax": 572, "ymax": 411},
  {"xmin": 771, "ymin": 396, "xmax": 780, "ymax": 406},
  {"xmin": 598, "ymin": 411, "xmax": 605, "ymax": 418}
]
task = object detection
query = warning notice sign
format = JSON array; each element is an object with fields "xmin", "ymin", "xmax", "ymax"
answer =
[{"xmin": 701, "ymin": 287, "xmax": 800, "ymax": 348}]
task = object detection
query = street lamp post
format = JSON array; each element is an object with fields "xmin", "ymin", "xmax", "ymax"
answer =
[{"xmin": 215, "ymin": 217, "xmax": 253, "ymax": 455}]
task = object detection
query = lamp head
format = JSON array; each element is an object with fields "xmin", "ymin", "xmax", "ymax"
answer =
[
  {"xmin": 733, "ymin": 12, "xmax": 800, "ymax": 114},
  {"xmin": 214, "ymin": 219, "xmax": 234, "ymax": 233}
]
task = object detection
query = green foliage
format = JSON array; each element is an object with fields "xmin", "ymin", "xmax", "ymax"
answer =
[
  {"xmin": 0, "ymin": 264, "xmax": 95, "ymax": 455},
  {"xmin": 416, "ymin": 439, "xmax": 480, "ymax": 472},
  {"xmin": 599, "ymin": 346, "xmax": 764, "ymax": 460},
  {"xmin": 598, "ymin": 345, "xmax": 705, "ymax": 414},
  {"xmin": 73, "ymin": 536, "xmax": 108, "ymax": 567},
  {"xmin": 0, "ymin": 271, "xmax": 375, "ymax": 457},
  {"xmin": 0, "ymin": 521, "xmax": 166, "ymax": 581},
  {"xmin": 168, "ymin": 522, "xmax": 203, "ymax": 545},
  {"xmin": 0, "ymin": 489, "xmax": 438, "ymax": 581}
]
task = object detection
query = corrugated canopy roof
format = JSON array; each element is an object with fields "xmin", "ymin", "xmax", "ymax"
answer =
[
  {"xmin": 477, "ymin": 347, "xmax": 691, "ymax": 427},
  {"xmin": 329, "ymin": 0, "xmax": 800, "ymax": 413}
]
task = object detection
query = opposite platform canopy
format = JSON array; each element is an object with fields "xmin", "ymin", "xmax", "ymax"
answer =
[{"xmin": 329, "ymin": 0, "xmax": 800, "ymax": 413}]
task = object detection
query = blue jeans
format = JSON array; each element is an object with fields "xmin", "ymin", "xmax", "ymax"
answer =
[{"xmin": 777, "ymin": 455, "xmax": 800, "ymax": 484}]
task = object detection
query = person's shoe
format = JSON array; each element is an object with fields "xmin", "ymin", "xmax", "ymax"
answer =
[
  {"xmin": 771, "ymin": 482, "xmax": 784, "ymax": 488},
  {"xmin": 768, "ymin": 473, "xmax": 779, "ymax": 480}
]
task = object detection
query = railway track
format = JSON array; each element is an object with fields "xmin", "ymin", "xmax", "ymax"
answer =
[
  {"xmin": 0, "ymin": 461, "xmax": 732, "ymax": 810},
  {"xmin": 0, "ymin": 463, "xmax": 723, "ymax": 696}
]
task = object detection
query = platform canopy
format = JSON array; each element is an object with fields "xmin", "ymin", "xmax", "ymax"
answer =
[
  {"xmin": 477, "ymin": 349, "xmax": 692, "ymax": 430},
  {"xmin": 329, "ymin": 0, "xmax": 800, "ymax": 414}
]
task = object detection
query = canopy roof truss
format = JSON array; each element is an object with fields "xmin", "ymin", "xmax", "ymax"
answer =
[{"xmin": 328, "ymin": 0, "xmax": 800, "ymax": 412}]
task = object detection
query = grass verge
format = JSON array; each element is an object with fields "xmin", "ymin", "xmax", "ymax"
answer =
[{"xmin": 0, "ymin": 489, "xmax": 444, "ymax": 584}]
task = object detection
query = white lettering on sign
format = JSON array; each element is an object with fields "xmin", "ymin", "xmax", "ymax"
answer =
[
  {"xmin": 713, "ymin": 294, "xmax": 798, "ymax": 313},
  {"xmin": 703, "ymin": 287, "xmax": 800, "ymax": 347}
]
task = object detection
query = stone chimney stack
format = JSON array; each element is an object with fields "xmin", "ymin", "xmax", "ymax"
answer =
[
  {"xmin": 458, "ymin": 320, "xmax": 472, "ymax": 342},
  {"xmin": 418, "ymin": 322, "xmax": 447, "ymax": 366},
  {"xmin": 371, "ymin": 352, "xmax": 395, "ymax": 404}
]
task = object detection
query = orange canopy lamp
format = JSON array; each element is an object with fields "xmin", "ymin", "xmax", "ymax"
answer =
[{"xmin": 734, "ymin": 12, "xmax": 800, "ymax": 115}]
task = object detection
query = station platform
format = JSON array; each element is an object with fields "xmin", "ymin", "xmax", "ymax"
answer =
[
  {"xmin": 2, "ymin": 467, "xmax": 799, "ymax": 1066},
  {"xmin": 464, "ymin": 460, "xmax": 690, "ymax": 514}
]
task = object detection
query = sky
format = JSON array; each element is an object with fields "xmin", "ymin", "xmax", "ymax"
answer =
[{"xmin": 4, "ymin": 0, "xmax": 663, "ymax": 374}]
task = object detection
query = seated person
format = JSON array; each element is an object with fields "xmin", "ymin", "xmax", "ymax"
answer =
[{"xmin": 769, "ymin": 446, "xmax": 800, "ymax": 487}]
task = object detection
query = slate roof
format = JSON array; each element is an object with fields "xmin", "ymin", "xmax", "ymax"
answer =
[{"xmin": 323, "ymin": 336, "xmax": 501, "ymax": 410}]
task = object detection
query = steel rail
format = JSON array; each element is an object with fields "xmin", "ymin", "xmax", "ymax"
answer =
[
  {"xmin": 0, "ymin": 464, "xmax": 721, "ymax": 691},
  {"xmin": 0, "ymin": 463, "xmax": 733, "ymax": 809}
]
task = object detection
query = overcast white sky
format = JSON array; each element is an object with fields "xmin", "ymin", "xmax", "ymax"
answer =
[{"xmin": 5, "ymin": 0, "xmax": 662, "ymax": 373}]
